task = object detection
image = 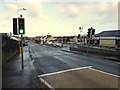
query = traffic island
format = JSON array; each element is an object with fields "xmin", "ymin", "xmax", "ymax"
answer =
[
  {"xmin": 38, "ymin": 66, "xmax": 119, "ymax": 89},
  {"xmin": 70, "ymin": 45, "xmax": 120, "ymax": 62}
]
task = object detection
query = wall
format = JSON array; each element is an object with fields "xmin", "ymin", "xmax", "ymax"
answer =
[{"xmin": 2, "ymin": 34, "xmax": 18, "ymax": 65}]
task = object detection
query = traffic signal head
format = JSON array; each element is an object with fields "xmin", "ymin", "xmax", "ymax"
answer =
[
  {"xmin": 92, "ymin": 29, "xmax": 95, "ymax": 35},
  {"xmin": 13, "ymin": 18, "xmax": 17, "ymax": 35},
  {"xmin": 78, "ymin": 34, "xmax": 80, "ymax": 38},
  {"xmin": 87, "ymin": 28, "xmax": 91, "ymax": 37},
  {"xmin": 18, "ymin": 18, "xmax": 25, "ymax": 34}
]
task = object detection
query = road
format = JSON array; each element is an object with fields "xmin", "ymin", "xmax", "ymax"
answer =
[
  {"xmin": 28, "ymin": 41, "xmax": 119, "ymax": 77},
  {"xmin": 3, "ymin": 41, "xmax": 119, "ymax": 88}
]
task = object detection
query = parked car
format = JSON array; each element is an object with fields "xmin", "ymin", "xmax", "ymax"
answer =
[
  {"xmin": 23, "ymin": 42, "xmax": 28, "ymax": 46},
  {"xmin": 23, "ymin": 40, "xmax": 28, "ymax": 46},
  {"xmin": 47, "ymin": 41, "xmax": 53, "ymax": 46},
  {"xmin": 53, "ymin": 42, "xmax": 63, "ymax": 47}
]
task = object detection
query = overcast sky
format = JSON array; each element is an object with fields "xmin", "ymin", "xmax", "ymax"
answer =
[{"xmin": 0, "ymin": 0, "xmax": 119, "ymax": 37}]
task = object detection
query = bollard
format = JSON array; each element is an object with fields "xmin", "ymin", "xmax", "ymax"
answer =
[{"xmin": 19, "ymin": 46, "xmax": 22, "ymax": 54}]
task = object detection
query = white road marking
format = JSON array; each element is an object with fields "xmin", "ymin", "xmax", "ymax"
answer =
[
  {"xmin": 89, "ymin": 67, "xmax": 120, "ymax": 78},
  {"xmin": 117, "ymin": 62, "xmax": 120, "ymax": 64},
  {"xmin": 31, "ymin": 45, "xmax": 35, "ymax": 46},
  {"xmin": 38, "ymin": 66, "xmax": 92, "ymax": 77},
  {"xmin": 38, "ymin": 66, "xmax": 119, "ymax": 89},
  {"xmin": 39, "ymin": 78, "xmax": 55, "ymax": 90}
]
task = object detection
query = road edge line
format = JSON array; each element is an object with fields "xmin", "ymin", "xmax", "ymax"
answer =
[
  {"xmin": 40, "ymin": 78, "xmax": 55, "ymax": 90},
  {"xmin": 38, "ymin": 66, "xmax": 92, "ymax": 77},
  {"xmin": 89, "ymin": 67, "xmax": 120, "ymax": 78}
]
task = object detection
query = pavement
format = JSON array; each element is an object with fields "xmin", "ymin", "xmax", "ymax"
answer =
[{"xmin": 2, "ymin": 46, "xmax": 42, "ymax": 89}]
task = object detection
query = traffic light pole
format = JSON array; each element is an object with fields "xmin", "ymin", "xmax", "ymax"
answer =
[
  {"xmin": 21, "ymin": 34, "xmax": 24, "ymax": 70},
  {"xmin": 16, "ymin": 8, "xmax": 26, "ymax": 70},
  {"xmin": 87, "ymin": 28, "xmax": 93, "ymax": 55},
  {"xmin": 87, "ymin": 38, "xmax": 91, "ymax": 55}
]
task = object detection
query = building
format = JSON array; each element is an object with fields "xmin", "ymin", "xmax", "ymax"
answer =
[
  {"xmin": 90, "ymin": 30, "xmax": 120, "ymax": 47},
  {"xmin": 47, "ymin": 36, "xmax": 56, "ymax": 42},
  {"xmin": 69, "ymin": 36, "xmax": 78, "ymax": 42}
]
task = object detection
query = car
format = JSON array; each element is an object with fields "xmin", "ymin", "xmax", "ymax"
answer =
[
  {"xmin": 47, "ymin": 41, "xmax": 53, "ymax": 46},
  {"xmin": 23, "ymin": 40, "xmax": 29, "ymax": 46},
  {"xmin": 53, "ymin": 42, "xmax": 63, "ymax": 47},
  {"xmin": 23, "ymin": 42, "xmax": 28, "ymax": 46}
]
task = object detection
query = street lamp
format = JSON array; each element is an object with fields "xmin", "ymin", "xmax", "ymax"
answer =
[
  {"xmin": 79, "ymin": 27, "xmax": 83, "ymax": 36},
  {"xmin": 23, "ymin": 8, "xmax": 27, "ymax": 10},
  {"xmin": 79, "ymin": 27, "xmax": 83, "ymax": 42}
]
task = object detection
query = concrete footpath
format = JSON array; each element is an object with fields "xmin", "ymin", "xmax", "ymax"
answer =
[
  {"xmin": 2, "ymin": 46, "xmax": 41, "ymax": 89},
  {"xmin": 38, "ymin": 66, "xmax": 120, "ymax": 89}
]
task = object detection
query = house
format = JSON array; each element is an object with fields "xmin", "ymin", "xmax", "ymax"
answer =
[
  {"xmin": 69, "ymin": 36, "xmax": 78, "ymax": 42},
  {"xmin": 47, "ymin": 36, "xmax": 56, "ymax": 42},
  {"xmin": 55, "ymin": 36, "xmax": 63, "ymax": 42}
]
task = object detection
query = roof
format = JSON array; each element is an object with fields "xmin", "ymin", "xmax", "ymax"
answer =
[{"xmin": 95, "ymin": 30, "xmax": 120, "ymax": 37}]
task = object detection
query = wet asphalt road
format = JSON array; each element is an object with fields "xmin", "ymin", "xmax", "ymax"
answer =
[
  {"xmin": 2, "ymin": 41, "xmax": 119, "ymax": 88},
  {"xmin": 28, "ymin": 42, "xmax": 119, "ymax": 76}
]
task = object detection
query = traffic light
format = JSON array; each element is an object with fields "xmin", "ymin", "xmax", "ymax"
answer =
[
  {"xmin": 13, "ymin": 18, "xmax": 17, "ymax": 35},
  {"xmin": 92, "ymin": 29, "xmax": 95, "ymax": 35},
  {"xmin": 18, "ymin": 18, "xmax": 25, "ymax": 34},
  {"xmin": 87, "ymin": 28, "xmax": 91, "ymax": 37},
  {"xmin": 78, "ymin": 34, "xmax": 80, "ymax": 38}
]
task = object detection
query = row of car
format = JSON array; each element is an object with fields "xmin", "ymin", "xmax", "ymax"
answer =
[{"xmin": 46, "ymin": 41, "xmax": 63, "ymax": 47}]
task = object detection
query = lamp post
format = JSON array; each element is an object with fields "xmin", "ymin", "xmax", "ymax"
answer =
[
  {"xmin": 17, "ymin": 8, "xmax": 27, "ymax": 70},
  {"xmin": 79, "ymin": 27, "xmax": 83, "ymax": 36}
]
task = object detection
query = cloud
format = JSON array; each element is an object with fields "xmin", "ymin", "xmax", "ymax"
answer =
[
  {"xmin": 55, "ymin": 2, "xmax": 94, "ymax": 18},
  {"xmin": 4, "ymin": 3, "xmax": 18, "ymax": 10},
  {"xmin": 0, "ymin": 1, "xmax": 118, "ymax": 36},
  {"xmin": 98, "ymin": 2, "xmax": 109, "ymax": 11},
  {"xmin": 56, "ymin": 2, "xmax": 117, "ymax": 24},
  {"xmin": 3, "ymin": 2, "xmax": 48, "ymax": 20},
  {"xmin": 93, "ymin": 1, "xmax": 118, "ymax": 24},
  {"xmin": 22, "ymin": 2, "xmax": 48, "ymax": 20}
]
